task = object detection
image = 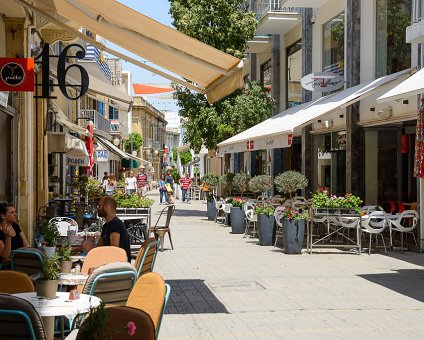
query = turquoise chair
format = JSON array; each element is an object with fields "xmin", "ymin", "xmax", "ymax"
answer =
[{"xmin": 10, "ymin": 248, "xmax": 46, "ymax": 275}]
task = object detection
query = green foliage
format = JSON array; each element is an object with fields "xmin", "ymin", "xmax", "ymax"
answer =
[
  {"xmin": 42, "ymin": 221, "xmax": 60, "ymax": 247},
  {"xmin": 87, "ymin": 177, "xmax": 103, "ymax": 200},
  {"xmin": 172, "ymin": 147, "xmax": 178, "ymax": 162},
  {"xmin": 233, "ymin": 172, "xmax": 251, "ymax": 197},
  {"xmin": 227, "ymin": 197, "xmax": 243, "ymax": 208},
  {"xmin": 112, "ymin": 192, "xmax": 154, "ymax": 208},
  {"xmin": 180, "ymin": 150, "xmax": 193, "ymax": 165},
  {"xmin": 279, "ymin": 207, "xmax": 308, "ymax": 222},
  {"xmin": 202, "ymin": 173, "xmax": 219, "ymax": 189},
  {"xmin": 41, "ymin": 255, "xmax": 60, "ymax": 280},
  {"xmin": 219, "ymin": 173, "xmax": 234, "ymax": 197},
  {"xmin": 274, "ymin": 171, "xmax": 308, "ymax": 198},
  {"xmin": 171, "ymin": 168, "xmax": 180, "ymax": 183},
  {"xmin": 249, "ymin": 175, "xmax": 272, "ymax": 194},
  {"xmin": 311, "ymin": 193, "xmax": 363, "ymax": 211},
  {"xmin": 124, "ymin": 133, "xmax": 143, "ymax": 153},
  {"xmin": 57, "ymin": 242, "xmax": 72, "ymax": 262},
  {"xmin": 254, "ymin": 203, "xmax": 275, "ymax": 216},
  {"xmin": 311, "ymin": 193, "xmax": 330, "ymax": 209},
  {"xmin": 76, "ymin": 302, "xmax": 108, "ymax": 340}
]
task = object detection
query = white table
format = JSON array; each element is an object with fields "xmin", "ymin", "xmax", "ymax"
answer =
[
  {"xmin": 58, "ymin": 273, "xmax": 88, "ymax": 286},
  {"xmin": 13, "ymin": 292, "xmax": 101, "ymax": 340}
]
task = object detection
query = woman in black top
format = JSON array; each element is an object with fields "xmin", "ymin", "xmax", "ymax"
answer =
[{"xmin": 0, "ymin": 203, "xmax": 30, "ymax": 262}]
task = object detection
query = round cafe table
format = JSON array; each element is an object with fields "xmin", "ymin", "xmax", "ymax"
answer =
[{"xmin": 13, "ymin": 292, "xmax": 101, "ymax": 340}]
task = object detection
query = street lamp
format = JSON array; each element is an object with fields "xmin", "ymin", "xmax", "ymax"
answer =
[
  {"xmin": 113, "ymin": 138, "xmax": 120, "ymax": 146},
  {"xmin": 154, "ymin": 149, "xmax": 159, "ymax": 155}
]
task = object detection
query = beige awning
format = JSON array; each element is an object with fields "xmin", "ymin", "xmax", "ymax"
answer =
[
  {"xmin": 50, "ymin": 101, "xmax": 91, "ymax": 137},
  {"xmin": 18, "ymin": 0, "xmax": 243, "ymax": 103},
  {"xmin": 96, "ymin": 136, "xmax": 150, "ymax": 166},
  {"xmin": 48, "ymin": 132, "xmax": 89, "ymax": 156}
]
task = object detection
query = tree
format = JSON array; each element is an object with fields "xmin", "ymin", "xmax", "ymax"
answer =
[
  {"xmin": 180, "ymin": 151, "xmax": 192, "ymax": 165},
  {"xmin": 169, "ymin": 1, "xmax": 274, "ymax": 150},
  {"xmin": 124, "ymin": 133, "xmax": 143, "ymax": 153}
]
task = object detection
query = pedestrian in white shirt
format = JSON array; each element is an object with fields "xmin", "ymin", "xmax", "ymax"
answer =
[{"xmin": 125, "ymin": 172, "xmax": 137, "ymax": 195}]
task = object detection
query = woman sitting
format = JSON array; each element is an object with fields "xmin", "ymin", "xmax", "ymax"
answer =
[{"xmin": 0, "ymin": 203, "xmax": 30, "ymax": 265}]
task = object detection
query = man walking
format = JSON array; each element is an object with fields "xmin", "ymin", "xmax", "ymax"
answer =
[
  {"xmin": 179, "ymin": 172, "xmax": 193, "ymax": 204},
  {"xmin": 136, "ymin": 166, "xmax": 149, "ymax": 198}
]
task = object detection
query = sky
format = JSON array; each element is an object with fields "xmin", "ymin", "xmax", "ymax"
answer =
[{"xmin": 110, "ymin": 0, "xmax": 178, "ymax": 112}]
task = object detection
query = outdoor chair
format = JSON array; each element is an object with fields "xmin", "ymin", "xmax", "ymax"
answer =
[
  {"xmin": 0, "ymin": 270, "xmax": 35, "ymax": 293},
  {"xmin": 126, "ymin": 272, "xmax": 171, "ymax": 339},
  {"xmin": 243, "ymin": 202, "xmax": 257, "ymax": 238},
  {"xmin": 389, "ymin": 210, "xmax": 419, "ymax": 252},
  {"xmin": 361, "ymin": 205, "xmax": 384, "ymax": 215},
  {"xmin": 48, "ymin": 217, "xmax": 78, "ymax": 238},
  {"xmin": 10, "ymin": 248, "xmax": 46, "ymax": 276},
  {"xmin": 191, "ymin": 186, "xmax": 202, "ymax": 200},
  {"xmin": 361, "ymin": 211, "xmax": 389, "ymax": 255},
  {"xmin": 151, "ymin": 204, "xmax": 175, "ymax": 252},
  {"xmin": 82, "ymin": 262, "xmax": 137, "ymax": 306},
  {"xmin": 214, "ymin": 197, "xmax": 225, "ymax": 224},
  {"xmin": 273, "ymin": 206, "xmax": 286, "ymax": 249},
  {"xmin": 81, "ymin": 246, "xmax": 128, "ymax": 274},
  {"xmin": 0, "ymin": 293, "xmax": 47, "ymax": 340},
  {"xmin": 222, "ymin": 202, "xmax": 232, "ymax": 226},
  {"xmin": 133, "ymin": 237, "xmax": 159, "ymax": 277}
]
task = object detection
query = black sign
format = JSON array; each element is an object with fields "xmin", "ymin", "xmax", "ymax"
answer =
[
  {"xmin": 34, "ymin": 43, "xmax": 89, "ymax": 100},
  {"xmin": 1, "ymin": 62, "xmax": 25, "ymax": 86}
]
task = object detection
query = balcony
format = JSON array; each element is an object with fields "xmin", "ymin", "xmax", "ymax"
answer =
[
  {"xmin": 83, "ymin": 43, "xmax": 111, "ymax": 80},
  {"xmin": 253, "ymin": 1, "xmax": 302, "ymax": 34},
  {"xmin": 279, "ymin": 0, "xmax": 331, "ymax": 8},
  {"xmin": 79, "ymin": 109, "xmax": 111, "ymax": 136},
  {"xmin": 110, "ymin": 119, "xmax": 129, "ymax": 139}
]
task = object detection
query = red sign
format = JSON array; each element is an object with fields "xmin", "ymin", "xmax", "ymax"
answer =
[
  {"xmin": 246, "ymin": 140, "xmax": 254, "ymax": 150},
  {"xmin": 0, "ymin": 58, "xmax": 34, "ymax": 92},
  {"xmin": 288, "ymin": 134, "xmax": 293, "ymax": 146}
]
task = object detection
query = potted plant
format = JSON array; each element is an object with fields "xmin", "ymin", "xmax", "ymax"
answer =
[
  {"xmin": 249, "ymin": 175, "xmax": 272, "ymax": 200},
  {"xmin": 42, "ymin": 221, "xmax": 60, "ymax": 257},
  {"xmin": 202, "ymin": 173, "xmax": 219, "ymax": 220},
  {"xmin": 254, "ymin": 203, "xmax": 275, "ymax": 246},
  {"xmin": 58, "ymin": 242, "xmax": 73, "ymax": 273},
  {"xmin": 219, "ymin": 173, "xmax": 234, "ymax": 198},
  {"xmin": 279, "ymin": 207, "xmax": 308, "ymax": 254},
  {"xmin": 274, "ymin": 170, "xmax": 308, "ymax": 198},
  {"xmin": 233, "ymin": 172, "xmax": 251, "ymax": 199},
  {"xmin": 228, "ymin": 198, "xmax": 245, "ymax": 234},
  {"xmin": 36, "ymin": 255, "xmax": 60, "ymax": 299}
]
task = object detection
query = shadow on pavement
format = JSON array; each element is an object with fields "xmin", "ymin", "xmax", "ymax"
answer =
[
  {"xmin": 172, "ymin": 208, "xmax": 208, "ymax": 218},
  {"xmin": 358, "ymin": 269, "xmax": 424, "ymax": 303},
  {"xmin": 165, "ymin": 279, "xmax": 229, "ymax": 314},
  {"xmin": 386, "ymin": 252, "xmax": 424, "ymax": 268}
]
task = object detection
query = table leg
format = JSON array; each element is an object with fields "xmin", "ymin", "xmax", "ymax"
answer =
[
  {"xmin": 42, "ymin": 316, "xmax": 55, "ymax": 340},
  {"xmin": 60, "ymin": 315, "xmax": 65, "ymax": 340}
]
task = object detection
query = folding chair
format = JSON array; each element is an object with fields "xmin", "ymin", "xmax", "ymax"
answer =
[{"xmin": 151, "ymin": 205, "xmax": 175, "ymax": 252}]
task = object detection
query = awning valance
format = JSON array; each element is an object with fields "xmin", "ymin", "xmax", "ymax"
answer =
[
  {"xmin": 218, "ymin": 68, "xmax": 413, "ymax": 154},
  {"xmin": 18, "ymin": 0, "xmax": 243, "ymax": 103},
  {"xmin": 377, "ymin": 67, "xmax": 422, "ymax": 103},
  {"xmin": 47, "ymin": 132, "xmax": 90, "ymax": 165}
]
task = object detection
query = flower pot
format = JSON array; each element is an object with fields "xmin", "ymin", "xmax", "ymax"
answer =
[
  {"xmin": 230, "ymin": 207, "xmax": 244, "ymax": 234},
  {"xmin": 60, "ymin": 260, "xmax": 73, "ymax": 273},
  {"xmin": 207, "ymin": 201, "xmax": 216, "ymax": 220},
  {"xmin": 258, "ymin": 214, "xmax": 275, "ymax": 246},
  {"xmin": 44, "ymin": 246, "xmax": 56, "ymax": 258},
  {"xmin": 225, "ymin": 212, "xmax": 231, "ymax": 226},
  {"xmin": 36, "ymin": 280, "xmax": 59, "ymax": 299},
  {"xmin": 282, "ymin": 218, "xmax": 305, "ymax": 254}
]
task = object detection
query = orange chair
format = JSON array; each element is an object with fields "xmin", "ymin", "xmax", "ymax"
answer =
[
  {"xmin": 81, "ymin": 246, "xmax": 128, "ymax": 274},
  {"xmin": 0, "ymin": 271, "xmax": 35, "ymax": 293},
  {"xmin": 133, "ymin": 237, "xmax": 159, "ymax": 278}
]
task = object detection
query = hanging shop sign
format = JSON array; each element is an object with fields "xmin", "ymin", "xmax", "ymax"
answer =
[
  {"xmin": 301, "ymin": 72, "xmax": 345, "ymax": 92},
  {"xmin": 96, "ymin": 149, "xmax": 109, "ymax": 162},
  {"xmin": 34, "ymin": 43, "xmax": 89, "ymax": 100},
  {"xmin": 0, "ymin": 58, "xmax": 34, "ymax": 92},
  {"xmin": 0, "ymin": 91, "xmax": 8, "ymax": 108},
  {"xmin": 67, "ymin": 156, "xmax": 90, "ymax": 166}
]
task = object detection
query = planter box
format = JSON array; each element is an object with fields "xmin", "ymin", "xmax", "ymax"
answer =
[
  {"xmin": 116, "ymin": 207, "xmax": 151, "ymax": 215},
  {"xmin": 230, "ymin": 207, "xmax": 244, "ymax": 234},
  {"xmin": 257, "ymin": 214, "xmax": 275, "ymax": 246},
  {"xmin": 313, "ymin": 208, "xmax": 358, "ymax": 215},
  {"xmin": 282, "ymin": 218, "xmax": 305, "ymax": 254},
  {"xmin": 207, "ymin": 201, "xmax": 216, "ymax": 221}
]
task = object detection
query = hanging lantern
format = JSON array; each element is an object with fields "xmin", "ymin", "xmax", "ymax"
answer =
[{"xmin": 401, "ymin": 135, "xmax": 409, "ymax": 154}]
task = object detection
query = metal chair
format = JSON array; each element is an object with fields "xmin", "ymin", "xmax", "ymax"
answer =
[
  {"xmin": 273, "ymin": 206, "xmax": 286, "ymax": 248},
  {"xmin": 48, "ymin": 217, "xmax": 78, "ymax": 237},
  {"xmin": 214, "ymin": 197, "xmax": 225, "ymax": 224},
  {"xmin": 0, "ymin": 270, "xmax": 35, "ymax": 294},
  {"xmin": 133, "ymin": 237, "xmax": 159, "ymax": 277},
  {"xmin": 389, "ymin": 210, "xmax": 419, "ymax": 252},
  {"xmin": 151, "ymin": 205, "xmax": 175, "ymax": 252},
  {"xmin": 10, "ymin": 248, "xmax": 46, "ymax": 276},
  {"xmin": 243, "ymin": 202, "xmax": 257, "ymax": 238},
  {"xmin": 222, "ymin": 202, "xmax": 232, "ymax": 226},
  {"xmin": 361, "ymin": 211, "xmax": 389, "ymax": 255}
]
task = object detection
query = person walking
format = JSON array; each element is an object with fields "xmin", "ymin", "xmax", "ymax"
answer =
[
  {"xmin": 158, "ymin": 173, "xmax": 169, "ymax": 204},
  {"xmin": 103, "ymin": 174, "xmax": 116, "ymax": 196},
  {"xmin": 136, "ymin": 166, "xmax": 149, "ymax": 198},
  {"xmin": 165, "ymin": 170, "xmax": 174, "ymax": 204},
  {"xmin": 125, "ymin": 171, "xmax": 137, "ymax": 195},
  {"xmin": 179, "ymin": 173, "xmax": 193, "ymax": 204}
]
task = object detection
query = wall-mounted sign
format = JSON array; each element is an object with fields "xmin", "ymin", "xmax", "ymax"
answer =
[
  {"xmin": 67, "ymin": 156, "xmax": 89, "ymax": 166},
  {"xmin": 0, "ymin": 58, "xmax": 34, "ymax": 92},
  {"xmin": 218, "ymin": 133, "xmax": 293, "ymax": 155},
  {"xmin": 301, "ymin": 72, "xmax": 344, "ymax": 92},
  {"xmin": 96, "ymin": 149, "xmax": 109, "ymax": 162},
  {"xmin": 0, "ymin": 91, "xmax": 8, "ymax": 108}
]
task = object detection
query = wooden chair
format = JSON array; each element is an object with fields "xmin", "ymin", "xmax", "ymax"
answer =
[
  {"xmin": 81, "ymin": 246, "xmax": 128, "ymax": 274},
  {"xmin": 126, "ymin": 273, "xmax": 170, "ymax": 339},
  {"xmin": 10, "ymin": 248, "xmax": 46, "ymax": 276},
  {"xmin": 0, "ymin": 293, "xmax": 47, "ymax": 340},
  {"xmin": 0, "ymin": 271, "xmax": 35, "ymax": 294},
  {"xmin": 151, "ymin": 205, "xmax": 175, "ymax": 252},
  {"xmin": 133, "ymin": 237, "xmax": 159, "ymax": 277}
]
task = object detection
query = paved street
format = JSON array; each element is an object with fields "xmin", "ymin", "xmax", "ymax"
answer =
[{"xmin": 148, "ymin": 192, "xmax": 424, "ymax": 339}]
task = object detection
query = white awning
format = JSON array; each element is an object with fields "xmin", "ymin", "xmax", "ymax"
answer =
[
  {"xmin": 47, "ymin": 132, "xmax": 90, "ymax": 166},
  {"xmin": 96, "ymin": 136, "xmax": 149, "ymax": 166},
  {"xmin": 17, "ymin": 0, "xmax": 243, "ymax": 103},
  {"xmin": 50, "ymin": 101, "xmax": 91, "ymax": 137},
  {"xmin": 377, "ymin": 67, "xmax": 422, "ymax": 103},
  {"xmin": 218, "ymin": 68, "xmax": 413, "ymax": 154}
]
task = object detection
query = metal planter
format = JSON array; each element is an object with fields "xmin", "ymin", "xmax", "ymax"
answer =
[
  {"xmin": 230, "ymin": 207, "xmax": 244, "ymax": 234},
  {"xmin": 282, "ymin": 218, "xmax": 305, "ymax": 254},
  {"xmin": 257, "ymin": 214, "xmax": 275, "ymax": 246}
]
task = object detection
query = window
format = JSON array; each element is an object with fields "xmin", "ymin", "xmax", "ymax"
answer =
[
  {"xmin": 287, "ymin": 40, "xmax": 302, "ymax": 108},
  {"xmin": 323, "ymin": 13, "xmax": 345, "ymax": 78},
  {"xmin": 376, "ymin": 0, "xmax": 411, "ymax": 77},
  {"xmin": 260, "ymin": 59, "xmax": 272, "ymax": 90}
]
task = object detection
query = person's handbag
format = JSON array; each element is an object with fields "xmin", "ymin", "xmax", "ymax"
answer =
[{"xmin": 165, "ymin": 183, "xmax": 173, "ymax": 193}]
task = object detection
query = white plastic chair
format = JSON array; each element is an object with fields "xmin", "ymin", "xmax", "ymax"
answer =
[
  {"xmin": 214, "ymin": 197, "xmax": 225, "ymax": 224},
  {"xmin": 222, "ymin": 203, "xmax": 232, "ymax": 226},
  {"xmin": 49, "ymin": 217, "xmax": 78, "ymax": 237},
  {"xmin": 243, "ymin": 204, "xmax": 257, "ymax": 238},
  {"xmin": 361, "ymin": 211, "xmax": 389, "ymax": 255},
  {"xmin": 273, "ymin": 206, "xmax": 286, "ymax": 248},
  {"xmin": 389, "ymin": 210, "xmax": 419, "ymax": 253}
]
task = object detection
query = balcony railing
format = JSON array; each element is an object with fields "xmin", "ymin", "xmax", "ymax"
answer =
[
  {"xmin": 253, "ymin": 0, "xmax": 301, "ymax": 20},
  {"xmin": 111, "ymin": 121, "xmax": 129, "ymax": 139},
  {"xmin": 83, "ymin": 44, "xmax": 111, "ymax": 81},
  {"xmin": 79, "ymin": 109, "xmax": 111, "ymax": 135}
]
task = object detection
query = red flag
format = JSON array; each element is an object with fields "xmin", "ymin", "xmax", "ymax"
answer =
[{"xmin": 85, "ymin": 124, "xmax": 94, "ymax": 175}]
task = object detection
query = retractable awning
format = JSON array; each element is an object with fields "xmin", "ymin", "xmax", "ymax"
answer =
[
  {"xmin": 96, "ymin": 136, "xmax": 150, "ymax": 166},
  {"xmin": 47, "ymin": 132, "xmax": 90, "ymax": 165},
  {"xmin": 377, "ymin": 67, "xmax": 422, "ymax": 103},
  {"xmin": 17, "ymin": 0, "xmax": 244, "ymax": 103},
  {"xmin": 218, "ymin": 68, "xmax": 413, "ymax": 154},
  {"xmin": 50, "ymin": 100, "xmax": 91, "ymax": 137}
]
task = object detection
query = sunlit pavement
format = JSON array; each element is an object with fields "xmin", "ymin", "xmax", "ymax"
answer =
[{"xmin": 147, "ymin": 191, "xmax": 424, "ymax": 339}]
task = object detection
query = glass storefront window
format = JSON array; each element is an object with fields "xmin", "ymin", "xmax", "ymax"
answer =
[
  {"xmin": 287, "ymin": 40, "xmax": 302, "ymax": 108},
  {"xmin": 323, "ymin": 13, "xmax": 345, "ymax": 78},
  {"xmin": 376, "ymin": 0, "xmax": 411, "ymax": 77},
  {"xmin": 260, "ymin": 59, "xmax": 272, "ymax": 90}
]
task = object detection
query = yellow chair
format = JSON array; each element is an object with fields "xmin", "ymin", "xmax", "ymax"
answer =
[
  {"xmin": 0, "ymin": 270, "xmax": 35, "ymax": 293},
  {"xmin": 133, "ymin": 237, "xmax": 159, "ymax": 277},
  {"xmin": 81, "ymin": 246, "xmax": 128, "ymax": 274},
  {"xmin": 126, "ymin": 273, "xmax": 170, "ymax": 338}
]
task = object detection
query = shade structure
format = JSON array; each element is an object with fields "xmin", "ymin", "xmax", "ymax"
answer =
[
  {"xmin": 47, "ymin": 132, "xmax": 90, "ymax": 165},
  {"xmin": 377, "ymin": 67, "xmax": 423, "ymax": 103},
  {"xmin": 50, "ymin": 101, "xmax": 91, "ymax": 137},
  {"xmin": 133, "ymin": 84, "xmax": 173, "ymax": 95},
  {"xmin": 19, "ymin": 0, "xmax": 243, "ymax": 103},
  {"xmin": 218, "ymin": 68, "xmax": 413, "ymax": 154}
]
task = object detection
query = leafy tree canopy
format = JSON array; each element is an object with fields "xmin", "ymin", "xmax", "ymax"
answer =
[
  {"xmin": 124, "ymin": 133, "xmax": 143, "ymax": 153},
  {"xmin": 180, "ymin": 150, "xmax": 193, "ymax": 165}
]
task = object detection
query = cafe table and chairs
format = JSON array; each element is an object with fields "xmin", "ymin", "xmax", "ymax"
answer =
[{"xmin": 12, "ymin": 291, "xmax": 101, "ymax": 340}]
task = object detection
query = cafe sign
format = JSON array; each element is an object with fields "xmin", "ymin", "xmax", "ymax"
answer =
[
  {"xmin": 301, "ymin": 72, "xmax": 345, "ymax": 93},
  {"xmin": 67, "ymin": 156, "xmax": 89, "ymax": 166},
  {"xmin": 96, "ymin": 149, "xmax": 109, "ymax": 162},
  {"xmin": 0, "ymin": 58, "xmax": 34, "ymax": 92}
]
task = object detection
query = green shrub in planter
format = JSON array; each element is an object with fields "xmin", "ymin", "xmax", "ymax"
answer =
[
  {"xmin": 249, "ymin": 175, "xmax": 272, "ymax": 198},
  {"xmin": 233, "ymin": 172, "xmax": 251, "ymax": 198},
  {"xmin": 274, "ymin": 171, "xmax": 308, "ymax": 198}
]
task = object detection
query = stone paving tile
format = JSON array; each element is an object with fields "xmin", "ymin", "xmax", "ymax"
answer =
[{"xmin": 146, "ymin": 193, "xmax": 424, "ymax": 339}]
